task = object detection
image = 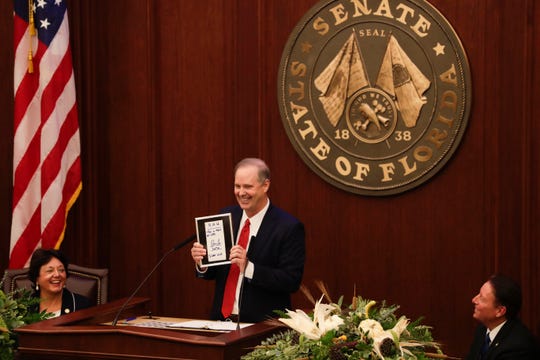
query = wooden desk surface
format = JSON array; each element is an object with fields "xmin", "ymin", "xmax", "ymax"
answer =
[{"xmin": 15, "ymin": 297, "xmax": 284, "ymax": 360}]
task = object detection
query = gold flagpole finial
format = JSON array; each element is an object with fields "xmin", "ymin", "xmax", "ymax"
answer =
[{"xmin": 27, "ymin": 50, "xmax": 34, "ymax": 73}]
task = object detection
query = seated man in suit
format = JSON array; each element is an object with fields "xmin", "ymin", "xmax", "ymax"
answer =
[
  {"xmin": 190, "ymin": 158, "xmax": 305, "ymax": 323},
  {"xmin": 466, "ymin": 274, "xmax": 538, "ymax": 360}
]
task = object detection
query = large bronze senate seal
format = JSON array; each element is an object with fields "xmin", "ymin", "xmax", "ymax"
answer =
[{"xmin": 278, "ymin": 0, "xmax": 471, "ymax": 196}]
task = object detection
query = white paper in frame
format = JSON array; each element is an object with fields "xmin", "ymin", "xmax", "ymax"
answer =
[{"xmin": 195, "ymin": 213, "xmax": 234, "ymax": 267}]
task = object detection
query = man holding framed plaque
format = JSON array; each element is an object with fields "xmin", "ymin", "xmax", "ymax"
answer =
[{"xmin": 190, "ymin": 158, "xmax": 305, "ymax": 323}]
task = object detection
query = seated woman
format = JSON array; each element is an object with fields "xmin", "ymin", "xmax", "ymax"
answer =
[{"xmin": 28, "ymin": 248, "xmax": 91, "ymax": 317}]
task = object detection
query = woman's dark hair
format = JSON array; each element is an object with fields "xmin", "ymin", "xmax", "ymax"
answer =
[
  {"xmin": 28, "ymin": 248, "xmax": 70, "ymax": 284},
  {"xmin": 489, "ymin": 274, "xmax": 522, "ymax": 320}
]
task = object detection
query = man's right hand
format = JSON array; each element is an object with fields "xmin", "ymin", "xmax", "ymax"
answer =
[{"xmin": 191, "ymin": 242, "xmax": 207, "ymax": 264}]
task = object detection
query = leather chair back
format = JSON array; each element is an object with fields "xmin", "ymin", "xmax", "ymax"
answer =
[{"xmin": 2, "ymin": 264, "xmax": 109, "ymax": 306}]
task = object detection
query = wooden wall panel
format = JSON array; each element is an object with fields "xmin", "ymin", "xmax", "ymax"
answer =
[
  {"xmin": 153, "ymin": 0, "xmax": 239, "ymax": 317},
  {"xmin": 0, "ymin": 0, "xmax": 538, "ymax": 358},
  {"xmin": 526, "ymin": 0, "xmax": 540, "ymax": 336}
]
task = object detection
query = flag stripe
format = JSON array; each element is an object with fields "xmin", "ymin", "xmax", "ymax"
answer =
[
  {"xmin": 41, "ymin": 111, "xmax": 79, "ymax": 228},
  {"xmin": 42, "ymin": 158, "xmax": 82, "ymax": 250},
  {"xmin": 11, "ymin": 169, "xmax": 41, "ymax": 249},
  {"xmin": 41, "ymin": 104, "xmax": 78, "ymax": 197},
  {"xmin": 14, "ymin": 42, "xmax": 45, "ymax": 131},
  {"xmin": 9, "ymin": 204, "xmax": 42, "ymax": 269},
  {"xmin": 40, "ymin": 76, "xmax": 77, "ymax": 197},
  {"xmin": 10, "ymin": 0, "xmax": 81, "ymax": 269},
  {"xmin": 12, "ymin": 125, "xmax": 41, "ymax": 208}
]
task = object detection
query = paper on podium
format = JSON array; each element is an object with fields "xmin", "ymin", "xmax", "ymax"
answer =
[{"xmin": 167, "ymin": 319, "xmax": 253, "ymax": 331}]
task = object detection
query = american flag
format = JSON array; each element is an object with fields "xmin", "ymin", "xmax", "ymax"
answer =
[{"xmin": 10, "ymin": 0, "xmax": 81, "ymax": 268}]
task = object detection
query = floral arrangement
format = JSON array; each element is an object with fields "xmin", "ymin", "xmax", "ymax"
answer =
[
  {"xmin": 0, "ymin": 278, "xmax": 50, "ymax": 360},
  {"xmin": 242, "ymin": 283, "xmax": 450, "ymax": 360}
]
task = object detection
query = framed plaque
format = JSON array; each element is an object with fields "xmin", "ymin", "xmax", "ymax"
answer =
[{"xmin": 195, "ymin": 213, "xmax": 234, "ymax": 267}]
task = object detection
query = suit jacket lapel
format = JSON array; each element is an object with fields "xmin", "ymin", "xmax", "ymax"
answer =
[
  {"xmin": 486, "ymin": 320, "xmax": 513, "ymax": 359},
  {"xmin": 254, "ymin": 204, "xmax": 274, "ymax": 240},
  {"xmin": 245, "ymin": 204, "xmax": 275, "ymax": 256},
  {"xmin": 230, "ymin": 207, "xmax": 243, "ymax": 240}
]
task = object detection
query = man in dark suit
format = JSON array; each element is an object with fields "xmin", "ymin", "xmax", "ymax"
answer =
[
  {"xmin": 466, "ymin": 274, "xmax": 539, "ymax": 360},
  {"xmin": 191, "ymin": 158, "xmax": 305, "ymax": 323}
]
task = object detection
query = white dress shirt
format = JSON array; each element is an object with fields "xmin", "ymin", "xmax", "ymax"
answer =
[{"xmin": 230, "ymin": 199, "xmax": 270, "ymax": 315}]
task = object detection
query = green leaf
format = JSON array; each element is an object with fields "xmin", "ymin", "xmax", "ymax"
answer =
[{"xmin": 0, "ymin": 277, "xmax": 50, "ymax": 360}]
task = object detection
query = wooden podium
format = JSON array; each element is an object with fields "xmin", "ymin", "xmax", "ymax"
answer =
[{"xmin": 15, "ymin": 297, "xmax": 284, "ymax": 359}]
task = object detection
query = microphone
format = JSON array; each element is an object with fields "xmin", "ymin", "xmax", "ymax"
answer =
[
  {"xmin": 236, "ymin": 272, "xmax": 246, "ymax": 331},
  {"xmin": 235, "ymin": 235, "xmax": 253, "ymax": 330},
  {"xmin": 111, "ymin": 234, "xmax": 197, "ymax": 326}
]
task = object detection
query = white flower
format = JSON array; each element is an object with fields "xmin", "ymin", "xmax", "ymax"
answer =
[
  {"xmin": 391, "ymin": 316, "xmax": 409, "ymax": 337},
  {"xmin": 372, "ymin": 333, "xmax": 394, "ymax": 360},
  {"xmin": 359, "ymin": 318, "xmax": 385, "ymax": 338},
  {"xmin": 360, "ymin": 316, "xmax": 411, "ymax": 360},
  {"xmin": 279, "ymin": 296, "xmax": 343, "ymax": 340},
  {"xmin": 359, "ymin": 319, "xmax": 392, "ymax": 360},
  {"xmin": 279, "ymin": 309, "xmax": 322, "ymax": 340}
]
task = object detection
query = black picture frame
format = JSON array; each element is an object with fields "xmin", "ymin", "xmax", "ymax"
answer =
[{"xmin": 195, "ymin": 213, "xmax": 234, "ymax": 267}]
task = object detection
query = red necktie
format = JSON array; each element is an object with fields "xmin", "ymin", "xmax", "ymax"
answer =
[{"xmin": 221, "ymin": 219, "xmax": 250, "ymax": 318}]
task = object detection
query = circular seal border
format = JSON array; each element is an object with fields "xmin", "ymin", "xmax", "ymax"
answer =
[{"xmin": 278, "ymin": 0, "xmax": 472, "ymax": 196}]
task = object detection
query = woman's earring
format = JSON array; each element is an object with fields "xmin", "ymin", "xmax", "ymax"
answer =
[{"xmin": 35, "ymin": 284, "xmax": 39, "ymax": 291}]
